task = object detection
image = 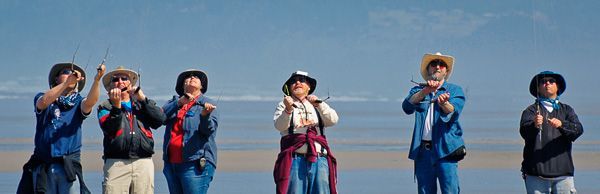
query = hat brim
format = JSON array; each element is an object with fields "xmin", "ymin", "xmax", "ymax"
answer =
[
  {"xmin": 48, "ymin": 63, "xmax": 86, "ymax": 92},
  {"xmin": 420, "ymin": 53, "xmax": 454, "ymax": 81},
  {"xmin": 102, "ymin": 69, "xmax": 139, "ymax": 92},
  {"xmin": 529, "ymin": 72, "xmax": 566, "ymax": 97},
  {"xmin": 176, "ymin": 70, "xmax": 208, "ymax": 96},
  {"xmin": 281, "ymin": 75, "xmax": 317, "ymax": 95}
]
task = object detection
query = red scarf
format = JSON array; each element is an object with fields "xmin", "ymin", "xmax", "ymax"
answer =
[{"xmin": 168, "ymin": 100, "xmax": 196, "ymax": 163}]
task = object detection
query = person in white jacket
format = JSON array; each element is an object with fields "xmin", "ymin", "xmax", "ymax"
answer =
[{"xmin": 272, "ymin": 70, "xmax": 340, "ymax": 194}]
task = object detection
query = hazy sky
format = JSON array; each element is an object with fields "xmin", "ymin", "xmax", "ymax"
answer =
[{"xmin": 1, "ymin": 1, "xmax": 599, "ymax": 110}]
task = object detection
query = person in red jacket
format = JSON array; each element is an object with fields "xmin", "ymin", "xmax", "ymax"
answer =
[{"xmin": 273, "ymin": 70, "xmax": 339, "ymax": 194}]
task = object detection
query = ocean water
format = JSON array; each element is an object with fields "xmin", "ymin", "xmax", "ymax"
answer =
[{"xmin": 1, "ymin": 99, "xmax": 598, "ymax": 152}]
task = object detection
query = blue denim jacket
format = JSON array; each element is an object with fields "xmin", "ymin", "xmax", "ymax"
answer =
[
  {"xmin": 33, "ymin": 93, "xmax": 87, "ymax": 160},
  {"xmin": 402, "ymin": 82, "xmax": 466, "ymax": 161},
  {"xmin": 162, "ymin": 95, "xmax": 219, "ymax": 167}
]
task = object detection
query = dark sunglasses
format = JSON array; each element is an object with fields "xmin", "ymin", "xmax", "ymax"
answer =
[
  {"xmin": 60, "ymin": 69, "xmax": 74, "ymax": 75},
  {"xmin": 290, "ymin": 76, "xmax": 308, "ymax": 83},
  {"xmin": 540, "ymin": 77, "xmax": 556, "ymax": 84},
  {"xmin": 428, "ymin": 60, "xmax": 448, "ymax": 68},
  {"xmin": 111, "ymin": 76, "xmax": 129, "ymax": 82}
]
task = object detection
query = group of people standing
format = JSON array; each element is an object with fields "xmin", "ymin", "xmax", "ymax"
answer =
[
  {"xmin": 17, "ymin": 64, "xmax": 218, "ymax": 194},
  {"xmin": 17, "ymin": 51, "xmax": 583, "ymax": 194}
]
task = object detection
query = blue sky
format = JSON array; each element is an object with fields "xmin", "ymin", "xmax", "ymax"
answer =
[{"xmin": 1, "ymin": 1, "xmax": 599, "ymax": 111}]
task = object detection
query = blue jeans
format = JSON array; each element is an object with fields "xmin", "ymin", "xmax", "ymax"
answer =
[
  {"xmin": 163, "ymin": 160, "xmax": 215, "ymax": 194},
  {"xmin": 415, "ymin": 147, "xmax": 460, "ymax": 194},
  {"xmin": 33, "ymin": 163, "xmax": 80, "ymax": 194},
  {"xmin": 525, "ymin": 175, "xmax": 576, "ymax": 194},
  {"xmin": 288, "ymin": 155, "xmax": 330, "ymax": 194}
]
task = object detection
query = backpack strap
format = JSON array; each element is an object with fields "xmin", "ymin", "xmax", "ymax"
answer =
[
  {"xmin": 315, "ymin": 109, "xmax": 324, "ymax": 135},
  {"xmin": 287, "ymin": 113, "xmax": 294, "ymax": 135},
  {"xmin": 287, "ymin": 108, "xmax": 325, "ymax": 135}
]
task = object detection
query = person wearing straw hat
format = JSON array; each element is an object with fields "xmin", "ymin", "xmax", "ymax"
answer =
[
  {"xmin": 273, "ymin": 70, "xmax": 339, "ymax": 194},
  {"xmin": 17, "ymin": 63, "xmax": 105, "ymax": 194},
  {"xmin": 402, "ymin": 52, "xmax": 466, "ymax": 194},
  {"xmin": 520, "ymin": 71, "xmax": 583, "ymax": 194},
  {"xmin": 161, "ymin": 69, "xmax": 218, "ymax": 194},
  {"xmin": 96, "ymin": 66, "xmax": 166, "ymax": 193}
]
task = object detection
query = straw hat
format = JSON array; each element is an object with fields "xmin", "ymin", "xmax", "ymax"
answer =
[
  {"xmin": 48, "ymin": 63, "xmax": 86, "ymax": 91},
  {"xmin": 529, "ymin": 71, "xmax": 566, "ymax": 97},
  {"xmin": 281, "ymin": 70, "xmax": 317, "ymax": 95},
  {"xmin": 176, "ymin": 69, "xmax": 208, "ymax": 96},
  {"xmin": 101, "ymin": 66, "xmax": 138, "ymax": 92},
  {"xmin": 420, "ymin": 52, "xmax": 455, "ymax": 80}
]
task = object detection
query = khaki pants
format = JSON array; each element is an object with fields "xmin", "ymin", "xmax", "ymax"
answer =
[{"xmin": 103, "ymin": 158, "xmax": 154, "ymax": 194}]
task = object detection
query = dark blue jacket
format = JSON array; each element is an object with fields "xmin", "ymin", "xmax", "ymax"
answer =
[
  {"xmin": 97, "ymin": 98, "xmax": 166, "ymax": 159},
  {"xmin": 402, "ymin": 82, "xmax": 466, "ymax": 161},
  {"xmin": 520, "ymin": 102, "xmax": 583, "ymax": 177},
  {"xmin": 162, "ymin": 95, "xmax": 219, "ymax": 167}
]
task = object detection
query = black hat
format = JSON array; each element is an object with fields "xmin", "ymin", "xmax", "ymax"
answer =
[
  {"xmin": 48, "ymin": 63, "xmax": 86, "ymax": 91},
  {"xmin": 529, "ymin": 71, "xmax": 566, "ymax": 97},
  {"xmin": 176, "ymin": 69, "xmax": 208, "ymax": 96},
  {"xmin": 281, "ymin": 70, "xmax": 317, "ymax": 95}
]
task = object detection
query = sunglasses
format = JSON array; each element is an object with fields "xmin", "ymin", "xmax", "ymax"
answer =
[
  {"xmin": 60, "ymin": 69, "xmax": 74, "ymax": 75},
  {"xmin": 540, "ymin": 77, "xmax": 556, "ymax": 84},
  {"xmin": 290, "ymin": 76, "xmax": 308, "ymax": 83},
  {"xmin": 428, "ymin": 60, "xmax": 447, "ymax": 68},
  {"xmin": 111, "ymin": 76, "xmax": 129, "ymax": 82}
]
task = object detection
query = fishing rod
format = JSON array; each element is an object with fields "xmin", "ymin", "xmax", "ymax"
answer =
[
  {"xmin": 134, "ymin": 64, "xmax": 141, "ymax": 94},
  {"xmin": 284, "ymin": 84, "xmax": 299, "ymax": 108},
  {"xmin": 83, "ymin": 55, "xmax": 92, "ymax": 71},
  {"xmin": 314, "ymin": 88, "xmax": 330, "ymax": 103},
  {"xmin": 410, "ymin": 76, "xmax": 428, "ymax": 87},
  {"xmin": 99, "ymin": 46, "xmax": 110, "ymax": 71},
  {"xmin": 70, "ymin": 43, "xmax": 81, "ymax": 75}
]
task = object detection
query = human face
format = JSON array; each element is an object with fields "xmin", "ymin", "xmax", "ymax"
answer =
[
  {"xmin": 111, "ymin": 73, "xmax": 131, "ymax": 90},
  {"xmin": 538, "ymin": 77, "xmax": 559, "ymax": 98},
  {"xmin": 184, "ymin": 74, "xmax": 202, "ymax": 94},
  {"xmin": 55, "ymin": 68, "xmax": 77, "ymax": 88},
  {"xmin": 427, "ymin": 60, "xmax": 448, "ymax": 81},
  {"xmin": 289, "ymin": 76, "xmax": 310, "ymax": 98}
]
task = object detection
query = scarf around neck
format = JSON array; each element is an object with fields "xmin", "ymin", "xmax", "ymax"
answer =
[{"xmin": 537, "ymin": 97, "xmax": 560, "ymax": 110}]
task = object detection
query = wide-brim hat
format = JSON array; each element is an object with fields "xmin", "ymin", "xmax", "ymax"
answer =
[
  {"xmin": 102, "ymin": 66, "xmax": 139, "ymax": 92},
  {"xmin": 176, "ymin": 69, "xmax": 208, "ymax": 96},
  {"xmin": 281, "ymin": 70, "xmax": 317, "ymax": 95},
  {"xmin": 48, "ymin": 63, "xmax": 86, "ymax": 91},
  {"xmin": 529, "ymin": 71, "xmax": 566, "ymax": 97},
  {"xmin": 420, "ymin": 52, "xmax": 455, "ymax": 80}
]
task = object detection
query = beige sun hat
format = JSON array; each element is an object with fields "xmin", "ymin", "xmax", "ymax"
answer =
[
  {"xmin": 101, "ymin": 66, "xmax": 139, "ymax": 92},
  {"xmin": 420, "ymin": 52, "xmax": 455, "ymax": 80}
]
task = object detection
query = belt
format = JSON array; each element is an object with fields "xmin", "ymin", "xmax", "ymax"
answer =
[
  {"xmin": 421, "ymin": 140, "xmax": 432, "ymax": 150},
  {"xmin": 50, "ymin": 156, "xmax": 64, "ymax": 163},
  {"xmin": 292, "ymin": 152, "xmax": 327, "ymax": 158}
]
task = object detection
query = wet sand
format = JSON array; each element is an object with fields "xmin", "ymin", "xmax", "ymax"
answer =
[{"xmin": 3, "ymin": 150, "xmax": 599, "ymax": 172}]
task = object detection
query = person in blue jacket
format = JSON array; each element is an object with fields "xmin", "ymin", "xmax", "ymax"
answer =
[
  {"xmin": 18, "ymin": 62, "xmax": 105, "ymax": 194},
  {"xmin": 162, "ymin": 69, "xmax": 218, "ymax": 194},
  {"xmin": 402, "ymin": 52, "xmax": 466, "ymax": 194}
]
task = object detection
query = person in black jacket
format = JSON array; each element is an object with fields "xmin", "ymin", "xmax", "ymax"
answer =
[
  {"xmin": 97, "ymin": 66, "xmax": 166, "ymax": 193},
  {"xmin": 520, "ymin": 71, "xmax": 583, "ymax": 194}
]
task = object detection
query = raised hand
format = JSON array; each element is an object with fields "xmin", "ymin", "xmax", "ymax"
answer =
[{"xmin": 201, "ymin": 102, "xmax": 216, "ymax": 116}]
